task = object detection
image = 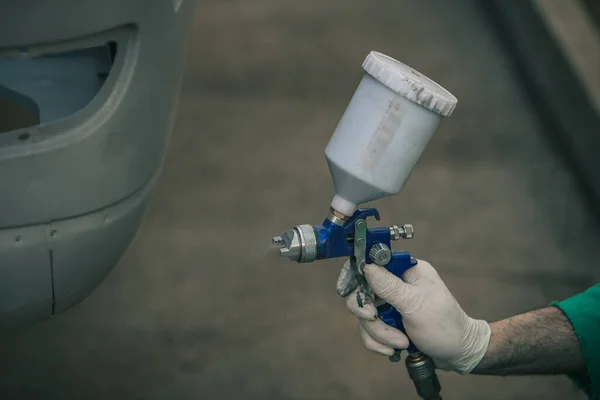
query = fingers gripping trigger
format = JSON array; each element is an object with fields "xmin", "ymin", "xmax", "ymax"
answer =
[
  {"xmin": 359, "ymin": 321, "xmax": 395, "ymax": 356},
  {"xmin": 336, "ymin": 260, "xmax": 358, "ymax": 297},
  {"xmin": 345, "ymin": 287, "xmax": 377, "ymax": 321},
  {"xmin": 360, "ymin": 318, "xmax": 409, "ymax": 350}
]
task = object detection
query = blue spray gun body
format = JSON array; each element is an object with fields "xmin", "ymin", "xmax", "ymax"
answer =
[
  {"xmin": 273, "ymin": 208, "xmax": 442, "ymax": 399},
  {"xmin": 272, "ymin": 208, "xmax": 442, "ymax": 399},
  {"xmin": 273, "ymin": 207, "xmax": 419, "ymax": 356}
]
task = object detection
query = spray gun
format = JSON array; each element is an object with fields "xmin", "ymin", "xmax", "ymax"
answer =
[{"xmin": 272, "ymin": 51, "xmax": 457, "ymax": 400}]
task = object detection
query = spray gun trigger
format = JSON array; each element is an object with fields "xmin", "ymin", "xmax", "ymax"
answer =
[{"xmin": 353, "ymin": 218, "xmax": 369, "ymax": 280}]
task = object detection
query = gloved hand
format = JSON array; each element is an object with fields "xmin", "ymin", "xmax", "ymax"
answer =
[{"xmin": 336, "ymin": 259, "xmax": 491, "ymax": 374}]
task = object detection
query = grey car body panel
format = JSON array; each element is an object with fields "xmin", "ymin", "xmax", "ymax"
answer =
[
  {"xmin": 0, "ymin": 0, "xmax": 195, "ymax": 326},
  {"xmin": 0, "ymin": 224, "xmax": 53, "ymax": 327}
]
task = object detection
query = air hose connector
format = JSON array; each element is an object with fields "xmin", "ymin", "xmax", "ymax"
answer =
[{"xmin": 405, "ymin": 353, "xmax": 442, "ymax": 400}]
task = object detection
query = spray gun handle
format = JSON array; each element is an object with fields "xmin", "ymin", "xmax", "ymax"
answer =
[{"xmin": 376, "ymin": 252, "xmax": 420, "ymax": 359}]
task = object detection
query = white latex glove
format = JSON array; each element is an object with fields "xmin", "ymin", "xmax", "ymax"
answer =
[{"xmin": 336, "ymin": 259, "xmax": 491, "ymax": 374}]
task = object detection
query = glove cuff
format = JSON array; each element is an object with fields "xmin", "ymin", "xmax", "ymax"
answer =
[{"xmin": 455, "ymin": 318, "xmax": 492, "ymax": 375}]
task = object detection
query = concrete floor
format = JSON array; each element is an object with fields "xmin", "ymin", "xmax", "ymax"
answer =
[{"xmin": 1, "ymin": 0, "xmax": 599, "ymax": 399}]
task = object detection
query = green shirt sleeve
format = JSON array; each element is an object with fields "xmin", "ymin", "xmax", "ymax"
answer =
[{"xmin": 552, "ymin": 283, "xmax": 600, "ymax": 400}]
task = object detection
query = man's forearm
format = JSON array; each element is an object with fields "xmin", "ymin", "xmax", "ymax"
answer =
[{"xmin": 471, "ymin": 306, "xmax": 586, "ymax": 376}]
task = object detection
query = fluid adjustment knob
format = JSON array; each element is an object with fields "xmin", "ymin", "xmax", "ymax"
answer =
[{"xmin": 369, "ymin": 243, "xmax": 392, "ymax": 266}]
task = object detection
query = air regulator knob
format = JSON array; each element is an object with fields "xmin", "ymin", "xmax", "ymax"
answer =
[
  {"xmin": 369, "ymin": 243, "xmax": 392, "ymax": 266},
  {"xmin": 389, "ymin": 224, "xmax": 414, "ymax": 240}
]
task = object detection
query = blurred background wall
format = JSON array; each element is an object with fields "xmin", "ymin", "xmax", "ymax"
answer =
[{"xmin": 1, "ymin": 0, "xmax": 599, "ymax": 399}]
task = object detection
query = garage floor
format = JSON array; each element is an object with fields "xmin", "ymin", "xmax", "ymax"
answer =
[{"xmin": 1, "ymin": 0, "xmax": 599, "ymax": 399}]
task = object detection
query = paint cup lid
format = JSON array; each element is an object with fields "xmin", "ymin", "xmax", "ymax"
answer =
[{"xmin": 362, "ymin": 51, "xmax": 458, "ymax": 117}]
